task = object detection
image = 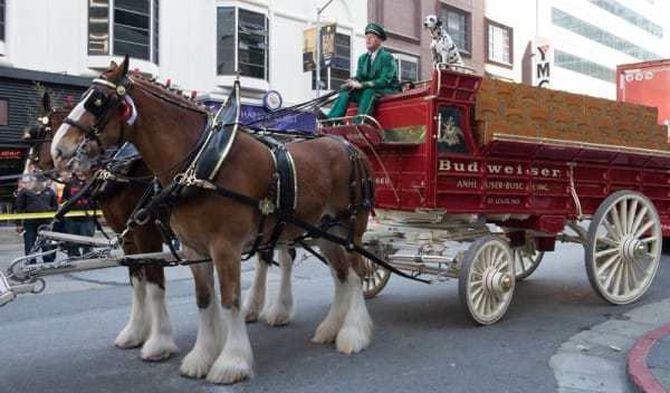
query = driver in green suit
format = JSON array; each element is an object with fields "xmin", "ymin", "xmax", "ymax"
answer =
[{"xmin": 328, "ymin": 23, "xmax": 400, "ymax": 119}]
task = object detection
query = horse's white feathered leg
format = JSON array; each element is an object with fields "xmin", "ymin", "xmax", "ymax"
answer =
[
  {"xmin": 242, "ymin": 257, "xmax": 268, "ymax": 323},
  {"xmin": 115, "ymin": 275, "xmax": 149, "ymax": 348},
  {"xmin": 263, "ymin": 247, "xmax": 294, "ymax": 326},
  {"xmin": 336, "ymin": 268, "xmax": 373, "ymax": 354},
  {"xmin": 141, "ymin": 282, "xmax": 178, "ymax": 361},
  {"xmin": 313, "ymin": 266, "xmax": 352, "ymax": 344}
]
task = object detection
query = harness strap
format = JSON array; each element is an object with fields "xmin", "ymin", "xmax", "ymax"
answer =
[
  {"xmin": 52, "ymin": 176, "xmax": 101, "ymax": 224},
  {"xmin": 295, "ymin": 240, "xmax": 329, "ymax": 266},
  {"xmin": 204, "ymin": 183, "xmax": 428, "ymax": 284}
]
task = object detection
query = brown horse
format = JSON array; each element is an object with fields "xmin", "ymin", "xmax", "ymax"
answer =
[
  {"xmin": 24, "ymin": 92, "xmax": 177, "ymax": 361},
  {"xmin": 27, "ymin": 92, "xmax": 296, "ymax": 361},
  {"xmin": 51, "ymin": 58, "xmax": 374, "ymax": 384}
]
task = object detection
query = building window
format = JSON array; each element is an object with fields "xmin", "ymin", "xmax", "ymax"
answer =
[
  {"xmin": 551, "ymin": 8, "xmax": 660, "ymax": 61},
  {"xmin": 0, "ymin": 100, "xmax": 7, "ymax": 126},
  {"xmin": 486, "ymin": 20, "xmax": 513, "ymax": 66},
  {"xmin": 87, "ymin": 0, "xmax": 159, "ymax": 63},
  {"xmin": 389, "ymin": 51, "xmax": 419, "ymax": 82},
  {"xmin": 312, "ymin": 33, "xmax": 351, "ymax": 90},
  {"xmin": 555, "ymin": 49, "xmax": 615, "ymax": 83},
  {"xmin": 88, "ymin": 0, "xmax": 110, "ymax": 55},
  {"xmin": 0, "ymin": 0, "xmax": 6, "ymax": 42},
  {"xmin": 440, "ymin": 4, "xmax": 471, "ymax": 55},
  {"xmin": 588, "ymin": 0, "xmax": 663, "ymax": 38},
  {"xmin": 217, "ymin": 7, "xmax": 269, "ymax": 80}
]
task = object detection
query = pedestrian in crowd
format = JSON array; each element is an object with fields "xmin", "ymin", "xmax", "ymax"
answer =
[
  {"xmin": 14, "ymin": 173, "xmax": 58, "ymax": 264},
  {"xmin": 61, "ymin": 172, "xmax": 97, "ymax": 257}
]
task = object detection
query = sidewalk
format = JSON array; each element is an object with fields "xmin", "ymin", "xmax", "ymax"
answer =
[
  {"xmin": 550, "ymin": 298, "xmax": 670, "ymax": 393},
  {"xmin": 628, "ymin": 322, "xmax": 670, "ymax": 393}
]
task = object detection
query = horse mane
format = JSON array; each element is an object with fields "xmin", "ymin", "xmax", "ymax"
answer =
[{"xmin": 130, "ymin": 74, "xmax": 209, "ymax": 115}]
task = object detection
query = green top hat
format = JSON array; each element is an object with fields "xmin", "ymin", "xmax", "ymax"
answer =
[{"xmin": 365, "ymin": 22, "xmax": 387, "ymax": 41}]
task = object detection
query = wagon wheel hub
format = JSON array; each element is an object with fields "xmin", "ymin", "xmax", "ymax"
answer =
[
  {"xmin": 483, "ymin": 269, "xmax": 512, "ymax": 295},
  {"xmin": 621, "ymin": 236, "xmax": 647, "ymax": 262}
]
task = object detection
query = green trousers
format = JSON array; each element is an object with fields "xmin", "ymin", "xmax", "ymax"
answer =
[{"xmin": 328, "ymin": 88, "xmax": 379, "ymax": 119}]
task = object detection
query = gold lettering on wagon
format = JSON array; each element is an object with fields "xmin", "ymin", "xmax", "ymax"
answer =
[
  {"xmin": 438, "ymin": 159, "xmax": 562, "ymax": 178},
  {"xmin": 456, "ymin": 180, "xmax": 543, "ymax": 191},
  {"xmin": 486, "ymin": 197, "xmax": 521, "ymax": 205}
]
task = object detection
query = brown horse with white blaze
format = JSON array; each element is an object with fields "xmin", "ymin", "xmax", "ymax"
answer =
[
  {"xmin": 27, "ymin": 92, "xmax": 297, "ymax": 367},
  {"xmin": 24, "ymin": 92, "xmax": 177, "ymax": 361},
  {"xmin": 51, "ymin": 58, "xmax": 375, "ymax": 384}
]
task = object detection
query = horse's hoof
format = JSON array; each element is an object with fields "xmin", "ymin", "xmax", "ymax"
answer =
[
  {"xmin": 312, "ymin": 321, "xmax": 338, "ymax": 344},
  {"xmin": 206, "ymin": 355, "xmax": 253, "ymax": 384},
  {"xmin": 243, "ymin": 309, "xmax": 260, "ymax": 323},
  {"xmin": 140, "ymin": 336, "xmax": 177, "ymax": 362},
  {"xmin": 263, "ymin": 307, "xmax": 292, "ymax": 327},
  {"xmin": 114, "ymin": 327, "xmax": 146, "ymax": 349},
  {"xmin": 180, "ymin": 349, "xmax": 216, "ymax": 379},
  {"xmin": 336, "ymin": 324, "xmax": 372, "ymax": 354}
]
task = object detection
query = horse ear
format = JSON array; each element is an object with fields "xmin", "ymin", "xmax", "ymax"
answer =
[
  {"xmin": 121, "ymin": 54, "xmax": 130, "ymax": 76},
  {"xmin": 42, "ymin": 92, "xmax": 52, "ymax": 113}
]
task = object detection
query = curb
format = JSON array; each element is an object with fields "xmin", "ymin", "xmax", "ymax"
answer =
[{"xmin": 628, "ymin": 322, "xmax": 670, "ymax": 393}]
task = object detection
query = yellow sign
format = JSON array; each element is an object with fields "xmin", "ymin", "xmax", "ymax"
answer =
[
  {"xmin": 0, "ymin": 210, "xmax": 103, "ymax": 221},
  {"xmin": 303, "ymin": 23, "xmax": 336, "ymax": 72}
]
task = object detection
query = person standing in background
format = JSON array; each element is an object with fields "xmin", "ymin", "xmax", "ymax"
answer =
[
  {"xmin": 15, "ymin": 174, "xmax": 58, "ymax": 264},
  {"xmin": 61, "ymin": 173, "xmax": 97, "ymax": 257}
]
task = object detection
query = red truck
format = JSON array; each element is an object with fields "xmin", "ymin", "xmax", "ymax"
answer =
[{"xmin": 617, "ymin": 59, "xmax": 670, "ymax": 128}]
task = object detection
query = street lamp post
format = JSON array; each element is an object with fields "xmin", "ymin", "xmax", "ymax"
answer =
[{"xmin": 316, "ymin": 0, "xmax": 335, "ymax": 98}]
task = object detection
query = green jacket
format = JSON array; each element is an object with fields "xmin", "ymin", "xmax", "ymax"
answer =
[{"xmin": 354, "ymin": 47, "xmax": 400, "ymax": 94}]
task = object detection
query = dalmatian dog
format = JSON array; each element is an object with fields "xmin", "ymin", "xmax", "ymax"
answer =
[{"xmin": 423, "ymin": 14, "xmax": 464, "ymax": 68}]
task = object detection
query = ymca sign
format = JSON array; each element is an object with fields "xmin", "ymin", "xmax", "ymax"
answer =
[{"xmin": 532, "ymin": 38, "xmax": 553, "ymax": 88}]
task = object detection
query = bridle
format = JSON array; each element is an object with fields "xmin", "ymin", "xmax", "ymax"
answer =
[
  {"xmin": 25, "ymin": 113, "xmax": 55, "ymax": 163},
  {"xmin": 63, "ymin": 75, "xmax": 135, "ymax": 150}
]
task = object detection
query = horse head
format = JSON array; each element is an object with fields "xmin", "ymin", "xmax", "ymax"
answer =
[
  {"xmin": 52, "ymin": 56, "xmax": 135, "ymax": 173},
  {"xmin": 23, "ymin": 91, "xmax": 75, "ymax": 171}
]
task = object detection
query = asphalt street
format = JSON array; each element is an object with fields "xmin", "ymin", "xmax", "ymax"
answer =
[{"xmin": 1, "ymin": 229, "xmax": 669, "ymax": 393}]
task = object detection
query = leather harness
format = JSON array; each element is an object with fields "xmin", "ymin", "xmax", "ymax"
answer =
[{"xmin": 62, "ymin": 75, "xmax": 427, "ymax": 284}]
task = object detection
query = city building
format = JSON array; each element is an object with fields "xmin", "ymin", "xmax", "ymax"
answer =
[
  {"xmin": 368, "ymin": 0, "xmax": 486, "ymax": 81},
  {"xmin": 0, "ymin": 0, "xmax": 368, "ymax": 131},
  {"xmin": 484, "ymin": 0, "xmax": 670, "ymax": 99}
]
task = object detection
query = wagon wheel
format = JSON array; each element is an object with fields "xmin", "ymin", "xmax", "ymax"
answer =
[
  {"xmin": 512, "ymin": 239, "xmax": 544, "ymax": 281},
  {"xmin": 459, "ymin": 236, "xmax": 515, "ymax": 325},
  {"xmin": 585, "ymin": 190, "xmax": 662, "ymax": 305},
  {"xmin": 362, "ymin": 250, "xmax": 391, "ymax": 299}
]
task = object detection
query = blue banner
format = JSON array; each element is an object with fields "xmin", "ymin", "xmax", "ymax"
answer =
[{"xmin": 204, "ymin": 101, "xmax": 317, "ymax": 134}]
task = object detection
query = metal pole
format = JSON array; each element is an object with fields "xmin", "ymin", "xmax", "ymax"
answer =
[
  {"xmin": 315, "ymin": 0, "xmax": 335, "ymax": 98},
  {"xmin": 535, "ymin": 0, "xmax": 540, "ymax": 39},
  {"xmin": 316, "ymin": 8, "xmax": 321, "ymax": 98}
]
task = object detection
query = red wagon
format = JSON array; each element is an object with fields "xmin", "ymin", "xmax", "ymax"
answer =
[{"xmin": 320, "ymin": 67, "xmax": 669, "ymax": 325}]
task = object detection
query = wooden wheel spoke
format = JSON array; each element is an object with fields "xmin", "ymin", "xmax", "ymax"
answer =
[
  {"xmin": 595, "ymin": 247, "xmax": 619, "ymax": 259},
  {"xmin": 630, "ymin": 206, "xmax": 649, "ymax": 236},
  {"xmin": 627, "ymin": 199, "xmax": 639, "ymax": 234},
  {"xmin": 634, "ymin": 220, "xmax": 655, "ymax": 240},
  {"xmin": 602, "ymin": 221, "xmax": 621, "ymax": 241},
  {"xmin": 612, "ymin": 261, "xmax": 625, "ymax": 295},
  {"xmin": 597, "ymin": 254, "xmax": 620, "ymax": 276},
  {"xmin": 603, "ymin": 260, "xmax": 622, "ymax": 291},
  {"xmin": 609, "ymin": 206, "xmax": 624, "ymax": 238},
  {"xmin": 619, "ymin": 200, "xmax": 628, "ymax": 236},
  {"xmin": 640, "ymin": 236, "xmax": 659, "ymax": 244},
  {"xmin": 631, "ymin": 257, "xmax": 648, "ymax": 281},
  {"xmin": 627, "ymin": 261, "xmax": 638, "ymax": 292}
]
